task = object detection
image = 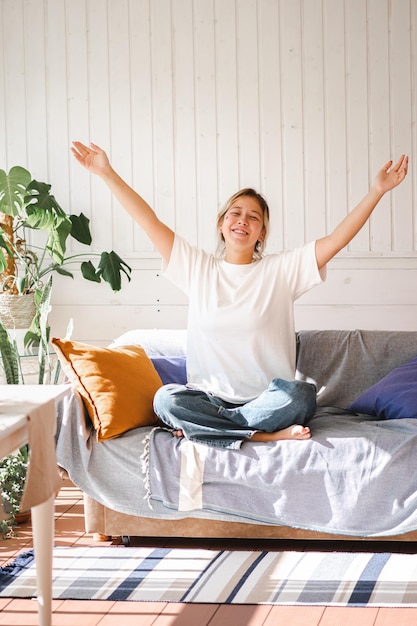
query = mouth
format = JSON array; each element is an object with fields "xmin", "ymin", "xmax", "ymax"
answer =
[{"xmin": 232, "ymin": 228, "xmax": 249, "ymax": 236}]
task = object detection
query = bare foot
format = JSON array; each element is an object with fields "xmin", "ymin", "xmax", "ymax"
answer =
[
  {"xmin": 172, "ymin": 429, "xmax": 184, "ymax": 438},
  {"xmin": 250, "ymin": 425, "xmax": 311, "ymax": 443}
]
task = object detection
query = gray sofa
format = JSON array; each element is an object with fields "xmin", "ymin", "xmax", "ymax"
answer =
[{"xmin": 55, "ymin": 329, "xmax": 417, "ymax": 543}]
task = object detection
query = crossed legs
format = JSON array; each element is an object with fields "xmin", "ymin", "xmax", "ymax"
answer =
[{"xmin": 154, "ymin": 378, "xmax": 316, "ymax": 449}]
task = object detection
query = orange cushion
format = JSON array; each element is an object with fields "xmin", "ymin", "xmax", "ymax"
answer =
[{"xmin": 51, "ymin": 338, "xmax": 163, "ymax": 441}]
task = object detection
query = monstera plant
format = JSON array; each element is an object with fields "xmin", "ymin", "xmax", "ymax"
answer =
[
  {"xmin": 0, "ymin": 165, "xmax": 131, "ymax": 296},
  {"xmin": 0, "ymin": 165, "xmax": 131, "ymax": 348}
]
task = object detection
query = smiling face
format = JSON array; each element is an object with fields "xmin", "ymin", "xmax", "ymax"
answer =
[{"xmin": 217, "ymin": 189, "xmax": 269, "ymax": 264}]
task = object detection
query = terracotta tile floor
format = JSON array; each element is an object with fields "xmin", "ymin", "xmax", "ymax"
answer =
[{"xmin": 1, "ymin": 482, "xmax": 417, "ymax": 625}]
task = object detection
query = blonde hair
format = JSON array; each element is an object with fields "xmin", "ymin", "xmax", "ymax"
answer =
[{"xmin": 216, "ymin": 188, "xmax": 270, "ymax": 260}]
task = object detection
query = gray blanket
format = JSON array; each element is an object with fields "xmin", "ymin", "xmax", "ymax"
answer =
[
  {"xmin": 146, "ymin": 409, "xmax": 417, "ymax": 536},
  {"xmin": 56, "ymin": 394, "xmax": 417, "ymax": 537}
]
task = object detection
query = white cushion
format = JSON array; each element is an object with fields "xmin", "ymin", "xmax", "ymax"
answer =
[{"xmin": 110, "ymin": 328, "xmax": 187, "ymax": 356}]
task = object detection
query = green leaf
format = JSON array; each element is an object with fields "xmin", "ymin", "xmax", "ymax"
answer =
[
  {"xmin": 24, "ymin": 180, "xmax": 63, "ymax": 225},
  {"xmin": 0, "ymin": 321, "xmax": 20, "ymax": 384},
  {"xmin": 0, "ymin": 233, "xmax": 12, "ymax": 274},
  {"xmin": 53, "ymin": 266, "xmax": 74, "ymax": 278},
  {"xmin": 37, "ymin": 279, "xmax": 53, "ymax": 383},
  {"xmin": 15, "ymin": 276, "xmax": 29, "ymax": 294},
  {"xmin": 23, "ymin": 329, "xmax": 41, "ymax": 353},
  {"xmin": 45, "ymin": 216, "xmax": 72, "ymax": 264},
  {"xmin": 80, "ymin": 260, "xmax": 101, "ymax": 283},
  {"xmin": 0, "ymin": 230, "xmax": 13, "ymax": 258},
  {"xmin": 97, "ymin": 251, "xmax": 132, "ymax": 292},
  {"xmin": 24, "ymin": 277, "xmax": 53, "ymax": 365},
  {"xmin": 23, "ymin": 180, "xmax": 72, "ymax": 263},
  {"xmin": 0, "ymin": 166, "xmax": 31, "ymax": 216},
  {"xmin": 80, "ymin": 252, "xmax": 132, "ymax": 291},
  {"xmin": 0, "ymin": 250, "xmax": 8, "ymax": 274},
  {"xmin": 69, "ymin": 213, "xmax": 93, "ymax": 245}
]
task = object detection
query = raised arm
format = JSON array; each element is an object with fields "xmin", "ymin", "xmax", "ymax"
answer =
[
  {"xmin": 71, "ymin": 142, "xmax": 175, "ymax": 263},
  {"xmin": 315, "ymin": 155, "xmax": 409, "ymax": 269}
]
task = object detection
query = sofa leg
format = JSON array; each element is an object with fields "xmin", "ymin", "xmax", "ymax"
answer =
[
  {"xmin": 121, "ymin": 535, "xmax": 131, "ymax": 546},
  {"xmin": 93, "ymin": 533, "xmax": 111, "ymax": 542}
]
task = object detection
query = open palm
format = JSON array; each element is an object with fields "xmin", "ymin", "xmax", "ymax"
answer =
[
  {"xmin": 374, "ymin": 155, "xmax": 408, "ymax": 195},
  {"xmin": 71, "ymin": 142, "xmax": 110, "ymax": 176}
]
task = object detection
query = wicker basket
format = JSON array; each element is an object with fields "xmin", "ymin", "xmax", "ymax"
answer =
[{"xmin": 0, "ymin": 293, "xmax": 37, "ymax": 329}]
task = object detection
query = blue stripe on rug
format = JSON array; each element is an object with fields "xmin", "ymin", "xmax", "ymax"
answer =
[
  {"xmin": 0, "ymin": 550, "xmax": 34, "ymax": 589},
  {"xmin": 179, "ymin": 550, "xmax": 225, "ymax": 602},
  {"xmin": 225, "ymin": 551, "xmax": 269, "ymax": 603},
  {"xmin": 348, "ymin": 553, "xmax": 392, "ymax": 604},
  {"xmin": 106, "ymin": 548, "xmax": 171, "ymax": 601}
]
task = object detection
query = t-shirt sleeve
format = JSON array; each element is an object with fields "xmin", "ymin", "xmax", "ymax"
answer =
[
  {"xmin": 283, "ymin": 240, "xmax": 326, "ymax": 300},
  {"xmin": 162, "ymin": 234, "xmax": 202, "ymax": 296}
]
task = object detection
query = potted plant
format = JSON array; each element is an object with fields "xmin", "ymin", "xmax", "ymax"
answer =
[
  {"xmin": 0, "ymin": 276, "xmax": 54, "ymax": 384},
  {"xmin": 0, "ymin": 279, "xmax": 55, "ymax": 537},
  {"xmin": 0, "ymin": 165, "xmax": 131, "ymax": 347},
  {"xmin": 0, "ymin": 445, "xmax": 29, "ymax": 538}
]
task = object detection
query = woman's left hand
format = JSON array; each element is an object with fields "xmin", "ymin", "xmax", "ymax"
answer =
[{"xmin": 374, "ymin": 155, "xmax": 408, "ymax": 195}]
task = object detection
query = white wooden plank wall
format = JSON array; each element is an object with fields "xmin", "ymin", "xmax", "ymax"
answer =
[{"xmin": 1, "ymin": 0, "xmax": 416, "ymax": 344}]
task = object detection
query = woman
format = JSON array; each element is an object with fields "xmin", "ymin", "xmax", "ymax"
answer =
[{"xmin": 71, "ymin": 142, "xmax": 408, "ymax": 448}]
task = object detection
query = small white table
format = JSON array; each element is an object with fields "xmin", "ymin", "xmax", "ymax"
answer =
[{"xmin": 0, "ymin": 384, "xmax": 71, "ymax": 626}]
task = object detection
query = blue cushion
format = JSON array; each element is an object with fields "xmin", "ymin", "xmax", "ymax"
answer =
[
  {"xmin": 150, "ymin": 356, "xmax": 187, "ymax": 385},
  {"xmin": 347, "ymin": 355, "xmax": 417, "ymax": 419}
]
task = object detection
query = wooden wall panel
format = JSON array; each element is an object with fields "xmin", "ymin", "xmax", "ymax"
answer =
[
  {"xmin": 279, "ymin": 0, "xmax": 305, "ymax": 250},
  {"xmin": 302, "ymin": 0, "xmax": 327, "ymax": 246},
  {"xmin": 345, "ymin": 0, "xmax": 370, "ymax": 254},
  {"xmin": 193, "ymin": 0, "xmax": 218, "ymax": 254},
  {"xmin": 367, "ymin": 0, "xmax": 392, "ymax": 253},
  {"xmin": 258, "ymin": 0, "xmax": 283, "ymax": 251},
  {"xmin": 236, "ymin": 0, "xmax": 261, "ymax": 190}
]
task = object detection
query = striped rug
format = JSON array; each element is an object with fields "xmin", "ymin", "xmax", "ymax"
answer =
[{"xmin": 1, "ymin": 546, "xmax": 417, "ymax": 606}]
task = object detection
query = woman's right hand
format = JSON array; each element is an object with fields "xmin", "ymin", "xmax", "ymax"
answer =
[{"xmin": 71, "ymin": 141, "xmax": 111, "ymax": 176}]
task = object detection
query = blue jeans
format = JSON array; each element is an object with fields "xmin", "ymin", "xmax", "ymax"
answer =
[{"xmin": 153, "ymin": 378, "xmax": 317, "ymax": 449}]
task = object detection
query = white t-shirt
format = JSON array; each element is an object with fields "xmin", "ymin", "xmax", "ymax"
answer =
[{"xmin": 164, "ymin": 235, "xmax": 326, "ymax": 403}]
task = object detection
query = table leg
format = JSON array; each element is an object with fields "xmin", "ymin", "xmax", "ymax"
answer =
[{"xmin": 31, "ymin": 492, "xmax": 55, "ymax": 626}]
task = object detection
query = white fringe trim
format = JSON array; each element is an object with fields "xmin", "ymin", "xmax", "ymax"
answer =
[{"xmin": 140, "ymin": 429, "xmax": 156, "ymax": 510}]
